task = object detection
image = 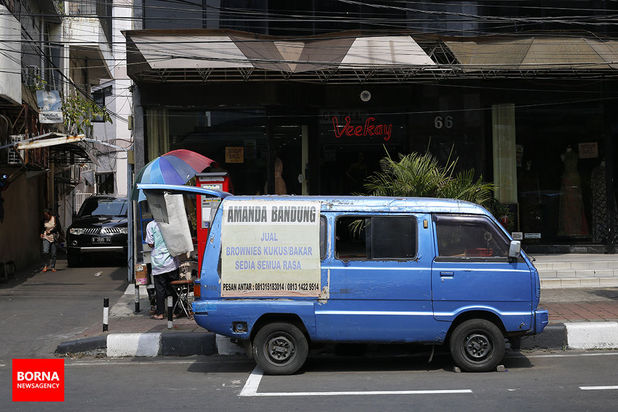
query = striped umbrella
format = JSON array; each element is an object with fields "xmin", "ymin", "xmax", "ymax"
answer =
[{"xmin": 131, "ymin": 149, "xmax": 215, "ymax": 201}]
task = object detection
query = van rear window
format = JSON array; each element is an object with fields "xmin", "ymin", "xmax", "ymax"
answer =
[{"xmin": 336, "ymin": 216, "xmax": 417, "ymax": 260}]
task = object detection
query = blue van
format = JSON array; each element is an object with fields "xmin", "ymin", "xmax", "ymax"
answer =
[{"xmin": 138, "ymin": 184, "xmax": 548, "ymax": 375}]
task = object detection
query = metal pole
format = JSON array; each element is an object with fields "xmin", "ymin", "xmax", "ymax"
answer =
[{"xmin": 127, "ymin": 160, "xmax": 134, "ymax": 283}]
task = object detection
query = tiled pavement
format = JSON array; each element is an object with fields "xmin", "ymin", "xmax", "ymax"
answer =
[
  {"xmin": 540, "ymin": 288, "xmax": 618, "ymax": 323},
  {"xmin": 544, "ymin": 302, "xmax": 618, "ymax": 323}
]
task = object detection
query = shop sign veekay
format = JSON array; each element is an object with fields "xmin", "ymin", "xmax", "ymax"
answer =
[{"xmin": 331, "ymin": 115, "xmax": 393, "ymax": 142}]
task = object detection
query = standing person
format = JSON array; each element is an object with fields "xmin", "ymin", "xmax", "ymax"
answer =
[
  {"xmin": 40, "ymin": 209, "xmax": 57, "ymax": 272},
  {"xmin": 145, "ymin": 220, "xmax": 179, "ymax": 320}
]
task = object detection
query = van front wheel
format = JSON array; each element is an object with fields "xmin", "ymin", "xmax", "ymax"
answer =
[
  {"xmin": 450, "ymin": 319, "xmax": 505, "ymax": 372},
  {"xmin": 252, "ymin": 322, "xmax": 308, "ymax": 375}
]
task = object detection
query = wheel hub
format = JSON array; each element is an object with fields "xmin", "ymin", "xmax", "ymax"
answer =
[
  {"xmin": 267, "ymin": 336, "xmax": 295, "ymax": 363},
  {"xmin": 464, "ymin": 333, "xmax": 491, "ymax": 359}
]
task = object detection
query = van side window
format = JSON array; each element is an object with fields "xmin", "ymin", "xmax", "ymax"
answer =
[
  {"xmin": 320, "ymin": 216, "xmax": 327, "ymax": 260},
  {"xmin": 434, "ymin": 215, "xmax": 509, "ymax": 259},
  {"xmin": 336, "ymin": 216, "xmax": 417, "ymax": 260},
  {"xmin": 336, "ymin": 217, "xmax": 369, "ymax": 259}
]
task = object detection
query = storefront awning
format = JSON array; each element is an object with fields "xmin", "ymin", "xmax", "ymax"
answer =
[
  {"xmin": 16, "ymin": 134, "xmax": 85, "ymax": 150},
  {"xmin": 126, "ymin": 30, "xmax": 437, "ymax": 83},
  {"xmin": 125, "ymin": 30, "xmax": 618, "ymax": 83},
  {"xmin": 446, "ymin": 37, "xmax": 618, "ymax": 72}
]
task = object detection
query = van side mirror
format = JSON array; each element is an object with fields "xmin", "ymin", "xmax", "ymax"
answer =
[{"xmin": 508, "ymin": 240, "xmax": 521, "ymax": 261}]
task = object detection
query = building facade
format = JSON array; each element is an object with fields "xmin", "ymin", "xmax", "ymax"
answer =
[
  {"xmin": 0, "ymin": 0, "xmax": 131, "ymax": 271},
  {"xmin": 126, "ymin": 1, "xmax": 618, "ymax": 253}
]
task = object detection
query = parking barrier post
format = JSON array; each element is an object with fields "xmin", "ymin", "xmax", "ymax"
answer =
[{"xmin": 103, "ymin": 298, "xmax": 109, "ymax": 332}]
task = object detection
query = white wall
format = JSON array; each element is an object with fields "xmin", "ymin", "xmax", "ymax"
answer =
[
  {"xmin": 0, "ymin": 5, "xmax": 22, "ymax": 105},
  {"xmin": 110, "ymin": 0, "xmax": 134, "ymax": 197}
]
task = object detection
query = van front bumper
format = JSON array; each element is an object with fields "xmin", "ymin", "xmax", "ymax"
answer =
[{"xmin": 534, "ymin": 309, "xmax": 549, "ymax": 334}]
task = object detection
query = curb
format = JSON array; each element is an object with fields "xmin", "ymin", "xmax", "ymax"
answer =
[
  {"xmin": 56, "ymin": 336, "xmax": 108, "ymax": 354},
  {"xmin": 56, "ymin": 332, "xmax": 218, "ymax": 356},
  {"xmin": 520, "ymin": 324, "xmax": 567, "ymax": 349},
  {"xmin": 56, "ymin": 322, "xmax": 618, "ymax": 357}
]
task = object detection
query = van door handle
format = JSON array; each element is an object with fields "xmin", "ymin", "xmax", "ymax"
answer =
[{"xmin": 440, "ymin": 271, "xmax": 454, "ymax": 277}]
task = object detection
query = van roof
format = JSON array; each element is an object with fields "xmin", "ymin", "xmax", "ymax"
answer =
[
  {"xmin": 223, "ymin": 195, "xmax": 488, "ymax": 215},
  {"xmin": 135, "ymin": 184, "xmax": 488, "ymax": 215}
]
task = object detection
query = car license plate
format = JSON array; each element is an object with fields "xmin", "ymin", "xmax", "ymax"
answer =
[{"xmin": 92, "ymin": 236, "xmax": 111, "ymax": 244}]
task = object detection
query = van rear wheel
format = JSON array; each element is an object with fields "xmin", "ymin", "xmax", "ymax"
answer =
[
  {"xmin": 450, "ymin": 319, "xmax": 505, "ymax": 372},
  {"xmin": 252, "ymin": 322, "xmax": 308, "ymax": 375}
]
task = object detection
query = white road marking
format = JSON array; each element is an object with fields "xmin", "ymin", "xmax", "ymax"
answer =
[
  {"xmin": 238, "ymin": 366, "xmax": 471, "ymax": 397},
  {"xmin": 580, "ymin": 386, "xmax": 618, "ymax": 391},
  {"xmin": 65, "ymin": 359, "xmax": 248, "ymax": 367},
  {"xmin": 520, "ymin": 352, "xmax": 618, "ymax": 359},
  {"xmin": 245, "ymin": 389, "xmax": 473, "ymax": 397},
  {"xmin": 239, "ymin": 367, "xmax": 263, "ymax": 397}
]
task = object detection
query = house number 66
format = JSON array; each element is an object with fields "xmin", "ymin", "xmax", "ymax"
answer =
[{"xmin": 434, "ymin": 115, "xmax": 453, "ymax": 129}]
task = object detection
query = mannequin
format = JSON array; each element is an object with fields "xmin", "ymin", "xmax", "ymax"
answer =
[
  {"xmin": 558, "ymin": 145, "xmax": 589, "ymax": 237},
  {"xmin": 274, "ymin": 157, "xmax": 287, "ymax": 195}
]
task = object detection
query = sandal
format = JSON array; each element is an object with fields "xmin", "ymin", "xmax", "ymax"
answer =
[
  {"xmin": 42, "ymin": 266, "xmax": 48, "ymax": 273},
  {"xmin": 151, "ymin": 314, "xmax": 164, "ymax": 320}
]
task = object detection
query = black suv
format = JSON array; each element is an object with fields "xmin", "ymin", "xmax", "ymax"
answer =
[{"xmin": 66, "ymin": 196, "xmax": 128, "ymax": 266}]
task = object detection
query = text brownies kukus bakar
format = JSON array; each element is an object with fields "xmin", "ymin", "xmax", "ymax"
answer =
[{"xmin": 227, "ymin": 205, "xmax": 317, "ymax": 223}]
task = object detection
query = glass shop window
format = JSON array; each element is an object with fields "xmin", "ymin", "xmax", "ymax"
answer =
[
  {"xmin": 435, "ymin": 215, "xmax": 509, "ymax": 259},
  {"xmin": 335, "ymin": 215, "xmax": 417, "ymax": 260}
]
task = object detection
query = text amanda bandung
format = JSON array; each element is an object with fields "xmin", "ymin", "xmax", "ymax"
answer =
[{"xmin": 227, "ymin": 205, "xmax": 318, "ymax": 223}]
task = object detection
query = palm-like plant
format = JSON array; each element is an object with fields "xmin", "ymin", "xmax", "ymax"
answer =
[{"xmin": 363, "ymin": 150, "xmax": 494, "ymax": 207}]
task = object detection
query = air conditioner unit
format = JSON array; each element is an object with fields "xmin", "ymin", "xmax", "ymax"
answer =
[
  {"xmin": 7, "ymin": 134, "xmax": 24, "ymax": 165},
  {"xmin": 24, "ymin": 65, "xmax": 41, "ymax": 88}
]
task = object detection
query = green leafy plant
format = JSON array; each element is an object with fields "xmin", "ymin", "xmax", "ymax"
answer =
[
  {"xmin": 62, "ymin": 93, "xmax": 112, "ymax": 135},
  {"xmin": 363, "ymin": 149, "xmax": 494, "ymax": 207}
]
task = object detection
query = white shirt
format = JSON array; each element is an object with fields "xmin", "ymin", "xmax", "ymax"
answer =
[{"xmin": 145, "ymin": 220, "xmax": 178, "ymax": 275}]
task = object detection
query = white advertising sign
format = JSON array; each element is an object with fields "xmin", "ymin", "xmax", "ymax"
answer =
[
  {"xmin": 36, "ymin": 90, "xmax": 63, "ymax": 124},
  {"xmin": 221, "ymin": 200, "xmax": 321, "ymax": 297}
]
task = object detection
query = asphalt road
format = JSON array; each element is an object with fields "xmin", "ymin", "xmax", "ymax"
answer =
[
  {"xmin": 2, "ymin": 260, "xmax": 618, "ymax": 410},
  {"xmin": 1, "ymin": 351, "xmax": 618, "ymax": 411},
  {"xmin": 0, "ymin": 257, "xmax": 127, "ymax": 359}
]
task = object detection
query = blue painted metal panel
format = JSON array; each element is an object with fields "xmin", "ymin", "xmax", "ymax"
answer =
[
  {"xmin": 534, "ymin": 309, "xmax": 549, "ymax": 334},
  {"xmin": 314, "ymin": 213, "xmax": 445, "ymax": 343},
  {"xmin": 193, "ymin": 300, "xmax": 316, "ymax": 339},
  {"xmin": 430, "ymin": 215, "xmax": 534, "ymax": 333}
]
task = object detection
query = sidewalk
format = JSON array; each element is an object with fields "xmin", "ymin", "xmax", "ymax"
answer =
[
  {"xmin": 541, "ymin": 288, "xmax": 618, "ymax": 323},
  {"xmin": 54, "ymin": 284, "xmax": 618, "ymax": 357}
]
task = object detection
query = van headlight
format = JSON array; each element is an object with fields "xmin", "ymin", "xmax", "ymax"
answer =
[{"xmin": 69, "ymin": 228, "xmax": 85, "ymax": 235}]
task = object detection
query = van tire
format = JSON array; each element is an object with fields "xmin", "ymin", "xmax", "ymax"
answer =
[
  {"xmin": 252, "ymin": 322, "xmax": 308, "ymax": 375},
  {"xmin": 449, "ymin": 319, "xmax": 505, "ymax": 372}
]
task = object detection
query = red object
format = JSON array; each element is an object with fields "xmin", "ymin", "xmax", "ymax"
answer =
[
  {"xmin": 12, "ymin": 359, "xmax": 64, "ymax": 402},
  {"xmin": 331, "ymin": 116, "xmax": 393, "ymax": 142},
  {"xmin": 465, "ymin": 248, "xmax": 494, "ymax": 257},
  {"xmin": 196, "ymin": 172, "xmax": 232, "ymax": 275},
  {"xmin": 163, "ymin": 149, "xmax": 215, "ymax": 172}
]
